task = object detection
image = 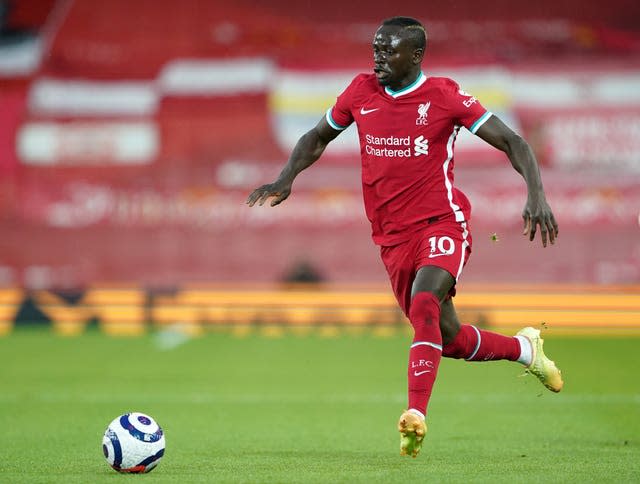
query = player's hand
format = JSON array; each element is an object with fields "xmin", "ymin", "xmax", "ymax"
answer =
[
  {"xmin": 522, "ymin": 198, "xmax": 558, "ymax": 247},
  {"xmin": 246, "ymin": 180, "xmax": 292, "ymax": 207}
]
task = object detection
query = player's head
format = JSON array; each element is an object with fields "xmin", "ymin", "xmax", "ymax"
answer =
[{"xmin": 373, "ymin": 17, "xmax": 427, "ymax": 89}]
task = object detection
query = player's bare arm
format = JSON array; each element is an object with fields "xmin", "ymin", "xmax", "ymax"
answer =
[
  {"xmin": 475, "ymin": 115, "xmax": 559, "ymax": 247},
  {"xmin": 246, "ymin": 117, "xmax": 341, "ymax": 207}
]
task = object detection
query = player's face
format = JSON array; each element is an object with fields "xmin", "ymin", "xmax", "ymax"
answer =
[{"xmin": 372, "ymin": 26, "xmax": 421, "ymax": 90}]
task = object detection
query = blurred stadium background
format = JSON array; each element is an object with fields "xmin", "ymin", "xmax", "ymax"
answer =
[{"xmin": 0, "ymin": 0, "xmax": 639, "ymax": 334}]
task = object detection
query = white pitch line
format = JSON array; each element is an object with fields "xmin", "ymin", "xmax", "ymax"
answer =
[{"xmin": 0, "ymin": 393, "xmax": 638, "ymax": 405}]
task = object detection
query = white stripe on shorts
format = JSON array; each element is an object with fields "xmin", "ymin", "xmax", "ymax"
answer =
[{"xmin": 455, "ymin": 221, "xmax": 470, "ymax": 281}]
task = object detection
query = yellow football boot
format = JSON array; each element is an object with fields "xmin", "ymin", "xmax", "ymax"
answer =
[
  {"xmin": 398, "ymin": 410, "xmax": 427, "ymax": 458},
  {"xmin": 517, "ymin": 327, "xmax": 564, "ymax": 392}
]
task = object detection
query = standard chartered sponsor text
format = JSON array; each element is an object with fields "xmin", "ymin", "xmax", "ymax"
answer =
[
  {"xmin": 365, "ymin": 134, "xmax": 412, "ymax": 157},
  {"xmin": 366, "ymin": 146, "xmax": 412, "ymax": 157}
]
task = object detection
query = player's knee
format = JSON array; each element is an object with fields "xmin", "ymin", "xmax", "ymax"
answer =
[{"xmin": 408, "ymin": 291, "xmax": 440, "ymax": 329}]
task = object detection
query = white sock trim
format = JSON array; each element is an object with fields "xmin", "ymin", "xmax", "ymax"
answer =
[
  {"xmin": 515, "ymin": 335, "xmax": 533, "ymax": 366},
  {"xmin": 465, "ymin": 325, "xmax": 482, "ymax": 361},
  {"xmin": 410, "ymin": 341, "xmax": 442, "ymax": 351},
  {"xmin": 408, "ymin": 408, "xmax": 425, "ymax": 420}
]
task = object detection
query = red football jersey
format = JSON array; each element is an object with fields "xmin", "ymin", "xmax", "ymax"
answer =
[{"xmin": 327, "ymin": 72, "xmax": 492, "ymax": 246}]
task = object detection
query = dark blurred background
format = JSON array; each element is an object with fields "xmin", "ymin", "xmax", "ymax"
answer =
[{"xmin": 1, "ymin": 0, "xmax": 639, "ymax": 289}]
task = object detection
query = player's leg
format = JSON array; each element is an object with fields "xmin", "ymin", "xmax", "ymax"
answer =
[
  {"xmin": 440, "ymin": 299, "xmax": 563, "ymax": 391},
  {"xmin": 380, "ymin": 240, "xmax": 430, "ymax": 457},
  {"xmin": 406, "ymin": 265, "xmax": 452, "ymax": 413},
  {"xmin": 438, "ymin": 296, "xmax": 461, "ymax": 345},
  {"xmin": 398, "ymin": 265, "xmax": 452, "ymax": 457},
  {"xmin": 440, "ymin": 298, "xmax": 521, "ymax": 361}
]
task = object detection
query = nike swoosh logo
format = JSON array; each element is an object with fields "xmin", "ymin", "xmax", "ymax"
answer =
[
  {"xmin": 414, "ymin": 370, "xmax": 431, "ymax": 376},
  {"xmin": 428, "ymin": 253, "xmax": 450, "ymax": 258},
  {"xmin": 360, "ymin": 107, "xmax": 379, "ymax": 115}
]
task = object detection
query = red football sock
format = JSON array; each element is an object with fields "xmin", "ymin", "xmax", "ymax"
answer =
[
  {"xmin": 407, "ymin": 292, "xmax": 443, "ymax": 416},
  {"xmin": 442, "ymin": 324, "xmax": 520, "ymax": 361}
]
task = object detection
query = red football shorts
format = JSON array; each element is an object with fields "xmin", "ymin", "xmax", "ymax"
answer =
[{"xmin": 380, "ymin": 217, "xmax": 472, "ymax": 317}]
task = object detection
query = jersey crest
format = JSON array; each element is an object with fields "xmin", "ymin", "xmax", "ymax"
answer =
[{"xmin": 416, "ymin": 101, "xmax": 430, "ymax": 125}]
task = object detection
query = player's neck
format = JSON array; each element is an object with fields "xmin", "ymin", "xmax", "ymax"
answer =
[{"xmin": 385, "ymin": 71, "xmax": 425, "ymax": 97}]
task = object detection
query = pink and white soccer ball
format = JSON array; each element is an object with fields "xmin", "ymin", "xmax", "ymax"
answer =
[{"xmin": 102, "ymin": 412, "xmax": 165, "ymax": 473}]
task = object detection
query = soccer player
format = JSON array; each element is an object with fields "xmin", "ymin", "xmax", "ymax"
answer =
[{"xmin": 247, "ymin": 16, "xmax": 563, "ymax": 458}]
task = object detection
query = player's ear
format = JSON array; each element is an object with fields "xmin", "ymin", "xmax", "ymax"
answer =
[{"xmin": 412, "ymin": 48, "xmax": 424, "ymax": 64}]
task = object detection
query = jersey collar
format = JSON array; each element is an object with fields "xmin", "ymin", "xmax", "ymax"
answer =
[{"xmin": 384, "ymin": 72, "xmax": 427, "ymax": 98}]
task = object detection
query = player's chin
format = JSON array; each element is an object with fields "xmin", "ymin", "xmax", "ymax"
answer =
[
  {"xmin": 374, "ymin": 69, "xmax": 391, "ymax": 85},
  {"xmin": 375, "ymin": 75, "xmax": 391, "ymax": 87}
]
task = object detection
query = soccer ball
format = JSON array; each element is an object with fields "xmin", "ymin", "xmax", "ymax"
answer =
[{"xmin": 102, "ymin": 412, "xmax": 165, "ymax": 473}]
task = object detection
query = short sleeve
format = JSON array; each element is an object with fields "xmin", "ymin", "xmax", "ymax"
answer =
[
  {"xmin": 326, "ymin": 75, "xmax": 364, "ymax": 131},
  {"xmin": 445, "ymin": 81, "xmax": 493, "ymax": 134}
]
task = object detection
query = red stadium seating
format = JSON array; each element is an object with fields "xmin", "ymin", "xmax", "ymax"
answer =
[{"xmin": 1, "ymin": 0, "xmax": 639, "ymax": 287}]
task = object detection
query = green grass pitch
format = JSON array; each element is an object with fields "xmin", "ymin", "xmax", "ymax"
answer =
[{"xmin": 0, "ymin": 327, "xmax": 638, "ymax": 483}]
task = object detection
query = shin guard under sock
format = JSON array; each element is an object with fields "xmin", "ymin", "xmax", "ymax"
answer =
[{"xmin": 407, "ymin": 292, "xmax": 443, "ymax": 416}]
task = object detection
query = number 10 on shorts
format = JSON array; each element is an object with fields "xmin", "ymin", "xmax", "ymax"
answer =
[{"xmin": 428, "ymin": 236, "xmax": 455, "ymax": 258}]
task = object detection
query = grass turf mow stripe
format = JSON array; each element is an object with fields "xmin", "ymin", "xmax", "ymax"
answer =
[{"xmin": 0, "ymin": 329, "xmax": 638, "ymax": 483}]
